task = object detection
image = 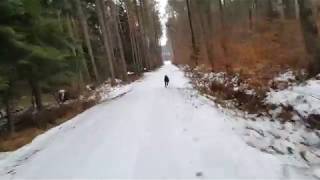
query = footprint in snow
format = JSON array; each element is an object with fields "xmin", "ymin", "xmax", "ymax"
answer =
[
  {"xmin": 7, "ymin": 169, "xmax": 16, "ymax": 175},
  {"xmin": 196, "ymin": 171, "xmax": 203, "ymax": 178}
]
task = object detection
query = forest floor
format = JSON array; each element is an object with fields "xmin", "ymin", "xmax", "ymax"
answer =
[{"xmin": 0, "ymin": 62, "xmax": 318, "ymax": 179}]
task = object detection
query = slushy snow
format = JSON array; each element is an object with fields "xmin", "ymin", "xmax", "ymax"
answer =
[{"xmin": 0, "ymin": 63, "xmax": 311, "ymax": 179}]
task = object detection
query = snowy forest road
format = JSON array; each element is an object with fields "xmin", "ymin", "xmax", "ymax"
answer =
[{"xmin": 0, "ymin": 62, "xmax": 288, "ymax": 179}]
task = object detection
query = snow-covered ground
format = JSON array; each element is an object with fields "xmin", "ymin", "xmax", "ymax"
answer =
[
  {"xmin": 0, "ymin": 63, "xmax": 315, "ymax": 179},
  {"xmin": 266, "ymin": 77, "xmax": 320, "ymax": 117},
  {"xmin": 216, "ymin": 103, "xmax": 320, "ymax": 179}
]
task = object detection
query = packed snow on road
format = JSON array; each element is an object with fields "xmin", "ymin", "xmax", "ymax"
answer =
[{"xmin": 0, "ymin": 62, "xmax": 317, "ymax": 179}]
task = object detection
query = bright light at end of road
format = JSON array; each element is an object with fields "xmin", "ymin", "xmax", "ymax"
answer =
[{"xmin": 156, "ymin": 0, "xmax": 168, "ymax": 46}]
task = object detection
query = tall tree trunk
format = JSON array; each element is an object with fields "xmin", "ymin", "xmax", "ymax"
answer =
[
  {"xmin": 283, "ymin": 0, "xmax": 297, "ymax": 19},
  {"xmin": 110, "ymin": 2, "xmax": 128, "ymax": 81},
  {"xmin": 295, "ymin": 0, "xmax": 300, "ymax": 19},
  {"xmin": 196, "ymin": 2, "xmax": 214, "ymax": 71},
  {"xmin": 133, "ymin": 0, "xmax": 147, "ymax": 70},
  {"xmin": 218, "ymin": 0, "xmax": 228, "ymax": 59},
  {"xmin": 206, "ymin": 4, "xmax": 215, "ymax": 71},
  {"xmin": 267, "ymin": 0, "xmax": 274, "ymax": 20},
  {"xmin": 127, "ymin": 12, "xmax": 139, "ymax": 72},
  {"xmin": 125, "ymin": 0, "xmax": 143, "ymax": 73},
  {"xmin": 134, "ymin": 32, "xmax": 144, "ymax": 71},
  {"xmin": 65, "ymin": 1, "xmax": 90, "ymax": 86},
  {"xmin": 253, "ymin": 0, "xmax": 259, "ymax": 19},
  {"xmin": 151, "ymin": 10, "xmax": 162, "ymax": 66},
  {"xmin": 66, "ymin": 14, "xmax": 85, "ymax": 89},
  {"xmin": 69, "ymin": 16, "xmax": 91, "ymax": 83},
  {"xmin": 5, "ymin": 99, "xmax": 14, "ymax": 135},
  {"xmin": 128, "ymin": 20, "xmax": 139, "ymax": 72},
  {"xmin": 101, "ymin": 1, "xmax": 118, "ymax": 79},
  {"xmin": 147, "ymin": 1, "xmax": 159, "ymax": 68},
  {"xmin": 219, "ymin": 0, "xmax": 225, "ymax": 28},
  {"xmin": 29, "ymin": 80, "xmax": 43, "ymax": 111},
  {"xmin": 167, "ymin": 20, "xmax": 177, "ymax": 63},
  {"xmin": 277, "ymin": 0, "xmax": 285, "ymax": 21},
  {"xmin": 95, "ymin": 0, "xmax": 116, "ymax": 83},
  {"xmin": 277, "ymin": 0, "xmax": 285, "ymax": 32},
  {"xmin": 4, "ymin": 82, "xmax": 14, "ymax": 134},
  {"xmin": 249, "ymin": 6, "xmax": 253, "ymax": 30},
  {"xmin": 66, "ymin": 15, "xmax": 77, "ymax": 56},
  {"xmin": 56, "ymin": 10, "xmax": 63, "ymax": 32},
  {"xmin": 140, "ymin": 0, "xmax": 154, "ymax": 69},
  {"xmin": 185, "ymin": 0, "xmax": 198, "ymax": 66},
  {"xmin": 298, "ymin": 0, "xmax": 320, "ymax": 76},
  {"xmin": 130, "ymin": 31, "xmax": 140, "ymax": 72},
  {"xmin": 75, "ymin": 0, "xmax": 100, "ymax": 82}
]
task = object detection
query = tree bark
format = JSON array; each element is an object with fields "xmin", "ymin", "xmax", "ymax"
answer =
[
  {"xmin": 295, "ymin": 0, "xmax": 300, "ymax": 19},
  {"xmin": 125, "ymin": 0, "xmax": 142, "ymax": 73},
  {"xmin": 133, "ymin": 0, "xmax": 148, "ymax": 70},
  {"xmin": 206, "ymin": 4, "xmax": 215, "ymax": 71},
  {"xmin": 196, "ymin": 2, "xmax": 214, "ymax": 71},
  {"xmin": 283, "ymin": 0, "xmax": 297, "ymax": 19},
  {"xmin": 4, "ymin": 81, "xmax": 14, "ymax": 134},
  {"xmin": 249, "ymin": 7, "xmax": 253, "ymax": 30},
  {"xmin": 56, "ymin": 10, "xmax": 63, "ymax": 32},
  {"xmin": 75, "ymin": 0, "xmax": 100, "ymax": 82},
  {"xmin": 70, "ymin": 16, "xmax": 91, "ymax": 83},
  {"xmin": 298, "ymin": 0, "xmax": 320, "ymax": 76},
  {"xmin": 5, "ymin": 99, "xmax": 14, "ymax": 135},
  {"xmin": 110, "ymin": 2, "xmax": 128, "ymax": 81},
  {"xmin": 29, "ymin": 80, "xmax": 43, "ymax": 111},
  {"xmin": 140, "ymin": 0, "xmax": 155, "ymax": 69},
  {"xmin": 218, "ymin": 0, "xmax": 228, "ymax": 57},
  {"xmin": 95, "ymin": 0, "xmax": 116, "ymax": 83},
  {"xmin": 277, "ymin": 0, "xmax": 285, "ymax": 21},
  {"xmin": 186, "ymin": 0, "xmax": 198, "ymax": 66},
  {"xmin": 66, "ymin": 13, "xmax": 87, "ymax": 89},
  {"xmin": 66, "ymin": 14, "xmax": 77, "ymax": 56}
]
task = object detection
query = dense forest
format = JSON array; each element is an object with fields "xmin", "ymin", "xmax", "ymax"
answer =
[
  {"xmin": 1, "ymin": 1, "xmax": 320, "ymax": 177},
  {"xmin": 167, "ymin": 0, "xmax": 320, "ymax": 76},
  {"xmin": 166, "ymin": 0, "xmax": 320, "ymax": 129},
  {"xmin": 0, "ymin": 0, "xmax": 163, "ymax": 136}
]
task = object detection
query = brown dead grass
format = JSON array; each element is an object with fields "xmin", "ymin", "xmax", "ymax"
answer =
[
  {"xmin": 0, "ymin": 128, "xmax": 45, "ymax": 152},
  {"xmin": 195, "ymin": 20, "xmax": 309, "ymax": 89},
  {"xmin": 0, "ymin": 107, "xmax": 83, "ymax": 152},
  {"xmin": 175, "ymin": 19, "xmax": 309, "ymax": 81},
  {"xmin": 0, "ymin": 100, "xmax": 97, "ymax": 152}
]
